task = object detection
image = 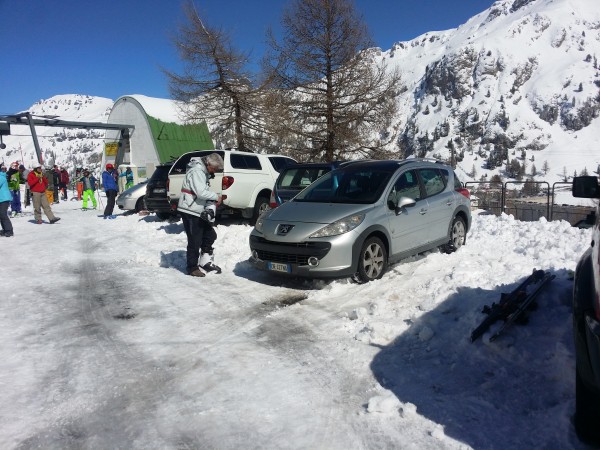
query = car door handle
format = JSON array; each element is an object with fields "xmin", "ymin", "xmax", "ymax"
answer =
[{"xmin": 419, "ymin": 208, "xmax": 428, "ymax": 215}]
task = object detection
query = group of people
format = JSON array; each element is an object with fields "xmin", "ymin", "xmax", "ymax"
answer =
[
  {"xmin": 44, "ymin": 164, "xmax": 71, "ymax": 204},
  {"xmin": 1, "ymin": 155, "xmax": 224, "ymax": 277},
  {"xmin": 0, "ymin": 161, "xmax": 62, "ymax": 236},
  {"xmin": 0, "ymin": 161, "xmax": 125, "ymax": 236}
]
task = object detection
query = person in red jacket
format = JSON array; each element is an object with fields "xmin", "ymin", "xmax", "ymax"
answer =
[
  {"xmin": 59, "ymin": 167, "xmax": 70, "ymax": 200},
  {"xmin": 27, "ymin": 164, "xmax": 60, "ymax": 224}
]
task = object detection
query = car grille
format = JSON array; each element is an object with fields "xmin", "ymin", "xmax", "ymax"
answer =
[{"xmin": 250, "ymin": 236, "xmax": 331, "ymax": 265}]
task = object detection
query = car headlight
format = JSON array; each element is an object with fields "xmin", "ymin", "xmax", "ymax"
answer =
[
  {"xmin": 255, "ymin": 214, "xmax": 266, "ymax": 233},
  {"xmin": 310, "ymin": 213, "xmax": 365, "ymax": 238}
]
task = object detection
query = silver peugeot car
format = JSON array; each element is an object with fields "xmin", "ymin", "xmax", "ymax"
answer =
[{"xmin": 249, "ymin": 159, "xmax": 471, "ymax": 283}]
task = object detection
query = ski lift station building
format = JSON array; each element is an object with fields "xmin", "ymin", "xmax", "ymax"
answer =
[{"xmin": 103, "ymin": 94, "xmax": 213, "ymax": 182}]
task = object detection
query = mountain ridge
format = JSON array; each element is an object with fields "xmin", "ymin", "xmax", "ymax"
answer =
[
  {"xmin": 1, "ymin": 0, "xmax": 598, "ymax": 184},
  {"xmin": 379, "ymin": 0, "xmax": 599, "ymax": 182}
]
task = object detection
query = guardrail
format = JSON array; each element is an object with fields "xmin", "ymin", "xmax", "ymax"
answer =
[{"xmin": 465, "ymin": 180, "xmax": 596, "ymax": 225}]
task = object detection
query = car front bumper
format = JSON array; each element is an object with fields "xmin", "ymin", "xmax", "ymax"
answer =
[
  {"xmin": 248, "ymin": 232, "xmax": 358, "ymax": 278},
  {"xmin": 116, "ymin": 196, "xmax": 137, "ymax": 210}
]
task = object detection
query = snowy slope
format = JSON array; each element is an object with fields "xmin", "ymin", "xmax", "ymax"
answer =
[
  {"xmin": 0, "ymin": 94, "xmax": 113, "ymax": 173},
  {"xmin": 0, "ymin": 204, "xmax": 592, "ymax": 449},
  {"xmin": 380, "ymin": 0, "xmax": 600, "ymax": 183}
]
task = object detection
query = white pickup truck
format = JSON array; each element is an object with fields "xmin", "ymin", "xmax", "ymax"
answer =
[{"xmin": 167, "ymin": 149, "xmax": 296, "ymax": 222}]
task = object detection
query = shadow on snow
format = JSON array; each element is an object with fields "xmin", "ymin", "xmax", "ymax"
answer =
[{"xmin": 369, "ymin": 268, "xmax": 583, "ymax": 448}]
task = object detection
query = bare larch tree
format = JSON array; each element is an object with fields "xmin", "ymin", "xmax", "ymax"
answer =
[
  {"xmin": 264, "ymin": 0, "xmax": 402, "ymax": 162},
  {"xmin": 164, "ymin": 1, "xmax": 268, "ymax": 151}
]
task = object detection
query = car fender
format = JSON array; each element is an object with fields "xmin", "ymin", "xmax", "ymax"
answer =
[
  {"xmin": 574, "ymin": 249, "xmax": 595, "ymax": 315},
  {"xmin": 249, "ymin": 182, "xmax": 272, "ymax": 206},
  {"xmin": 573, "ymin": 249, "xmax": 599, "ymax": 387},
  {"xmin": 224, "ymin": 180, "xmax": 272, "ymax": 210},
  {"xmin": 350, "ymin": 225, "xmax": 392, "ymax": 273},
  {"xmin": 446, "ymin": 205, "xmax": 472, "ymax": 235}
]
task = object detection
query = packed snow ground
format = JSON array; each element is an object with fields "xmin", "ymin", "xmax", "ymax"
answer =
[{"xmin": 0, "ymin": 197, "xmax": 594, "ymax": 449}]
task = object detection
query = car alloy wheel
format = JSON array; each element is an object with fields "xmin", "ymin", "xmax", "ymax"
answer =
[
  {"xmin": 444, "ymin": 216, "xmax": 466, "ymax": 253},
  {"xmin": 357, "ymin": 236, "xmax": 387, "ymax": 283}
]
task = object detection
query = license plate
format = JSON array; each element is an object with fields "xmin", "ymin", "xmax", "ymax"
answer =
[
  {"xmin": 268, "ymin": 262, "xmax": 290, "ymax": 273},
  {"xmin": 153, "ymin": 188, "xmax": 166, "ymax": 193}
]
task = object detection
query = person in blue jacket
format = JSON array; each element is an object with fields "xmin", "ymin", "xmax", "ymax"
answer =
[
  {"xmin": 119, "ymin": 166, "xmax": 135, "ymax": 190},
  {"xmin": 101, "ymin": 163, "xmax": 119, "ymax": 219},
  {"xmin": 0, "ymin": 164, "xmax": 14, "ymax": 237}
]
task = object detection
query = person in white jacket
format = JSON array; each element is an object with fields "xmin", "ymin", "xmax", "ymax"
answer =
[{"xmin": 177, "ymin": 153, "xmax": 224, "ymax": 277}]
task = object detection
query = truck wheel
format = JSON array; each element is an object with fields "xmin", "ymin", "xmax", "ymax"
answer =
[{"xmin": 252, "ymin": 196, "xmax": 270, "ymax": 224}]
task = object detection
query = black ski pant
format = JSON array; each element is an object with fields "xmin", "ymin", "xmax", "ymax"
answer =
[
  {"xmin": 181, "ymin": 212, "xmax": 216, "ymax": 273},
  {"xmin": 0, "ymin": 201, "xmax": 13, "ymax": 233},
  {"xmin": 59, "ymin": 182, "xmax": 68, "ymax": 199},
  {"xmin": 103, "ymin": 189, "xmax": 117, "ymax": 216}
]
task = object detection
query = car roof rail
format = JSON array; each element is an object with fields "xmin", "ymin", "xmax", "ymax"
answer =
[{"xmin": 402, "ymin": 157, "xmax": 446, "ymax": 164}]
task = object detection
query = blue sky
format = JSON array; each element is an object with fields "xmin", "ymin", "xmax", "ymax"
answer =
[{"xmin": 1, "ymin": 0, "xmax": 494, "ymax": 114}]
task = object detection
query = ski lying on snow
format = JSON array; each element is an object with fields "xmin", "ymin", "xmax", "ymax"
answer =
[{"xmin": 470, "ymin": 269, "xmax": 555, "ymax": 343}]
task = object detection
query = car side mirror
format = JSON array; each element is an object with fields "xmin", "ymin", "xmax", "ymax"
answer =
[
  {"xmin": 395, "ymin": 196, "xmax": 416, "ymax": 215},
  {"xmin": 572, "ymin": 176, "xmax": 600, "ymax": 198}
]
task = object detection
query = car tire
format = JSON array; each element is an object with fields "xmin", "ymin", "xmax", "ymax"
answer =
[
  {"xmin": 442, "ymin": 215, "xmax": 467, "ymax": 253},
  {"xmin": 156, "ymin": 212, "xmax": 172, "ymax": 221},
  {"xmin": 134, "ymin": 196, "xmax": 146, "ymax": 212},
  {"xmin": 356, "ymin": 237, "xmax": 387, "ymax": 283},
  {"xmin": 575, "ymin": 368, "xmax": 600, "ymax": 446},
  {"xmin": 251, "ymin": 196, "xmax": 270, "ymax": 225}
]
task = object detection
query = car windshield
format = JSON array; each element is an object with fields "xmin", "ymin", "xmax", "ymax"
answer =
[{"xmin": 294, "ymin": 167, "xmax": 393, "ymax": 204}]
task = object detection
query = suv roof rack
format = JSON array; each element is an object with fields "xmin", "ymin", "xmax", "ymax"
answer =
[{"xmin": 403, "ymin": 157, "xmax": 445, "ymax": 164}]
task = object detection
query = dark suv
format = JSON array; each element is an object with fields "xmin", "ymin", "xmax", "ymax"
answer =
[
  {"xmin": 269, "ymin": 161, "xmax": 345, "ymax": 208},
  {"xmin": 571, "ymin": 175, "xmax": 600, "ymax": 446},
  {"xmin": 144, "ymin": 163, "xmax": 175, "ymax": 220}
]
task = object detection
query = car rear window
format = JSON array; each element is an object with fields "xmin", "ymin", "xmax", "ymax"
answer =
[
  {"xmin": 452, "ymin": 170, "xmax": 462, "ymax": 189},
  {"xmin": 230, "ymin": 154, "xmax": 262, "ymax": 170},
  {"xmin": 277, "ymin": 167, "xmax": 332, "ymax": 189},
  {"xmin": 170, "ymin": 151, "xmax": 225, "ymax": 175},
  {"xmin": 149, "ymin": 165, "xmax": 172, "ymax": 182},
  {"xmin": 269, "ymin": 156, "xmax": 296, "ymax": 172}
]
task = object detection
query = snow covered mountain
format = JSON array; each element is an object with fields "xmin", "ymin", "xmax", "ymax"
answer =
[
  {"xmin": 0, "ymin": 94, "xmax": 113, "ymax": 174},
  {"xmin": 1, "ymin": 0, "xmax": 598, "ymax": 184},
  {"xmin": 381, "ymin": 0, "xmax": 600, "ymax": 182}
]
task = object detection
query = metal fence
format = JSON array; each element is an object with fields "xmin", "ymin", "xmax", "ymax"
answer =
[{"xmin": 465, "ymin": 180, "xmax": 596, "ymax": 226}]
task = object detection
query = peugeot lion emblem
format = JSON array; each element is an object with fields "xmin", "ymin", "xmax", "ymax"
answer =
[{"xmin": 277, "ymin": 224, "xmax": 294, "ymax": 235}]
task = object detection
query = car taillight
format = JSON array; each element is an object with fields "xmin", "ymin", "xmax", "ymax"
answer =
[
  {"xmin": 222, "ymin": 176, "xmax": 234, "ymax": 190},
  {"xmin": 456, "ymin": 188, "xmax": 470, "ymax": 199},
  {"xmin": 269, "ymin": 190, "xmax": 278, "ymax": 208},
  {"xmin": 166, "ymin": 178, "xmax": 170, "ymax": 190}
]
